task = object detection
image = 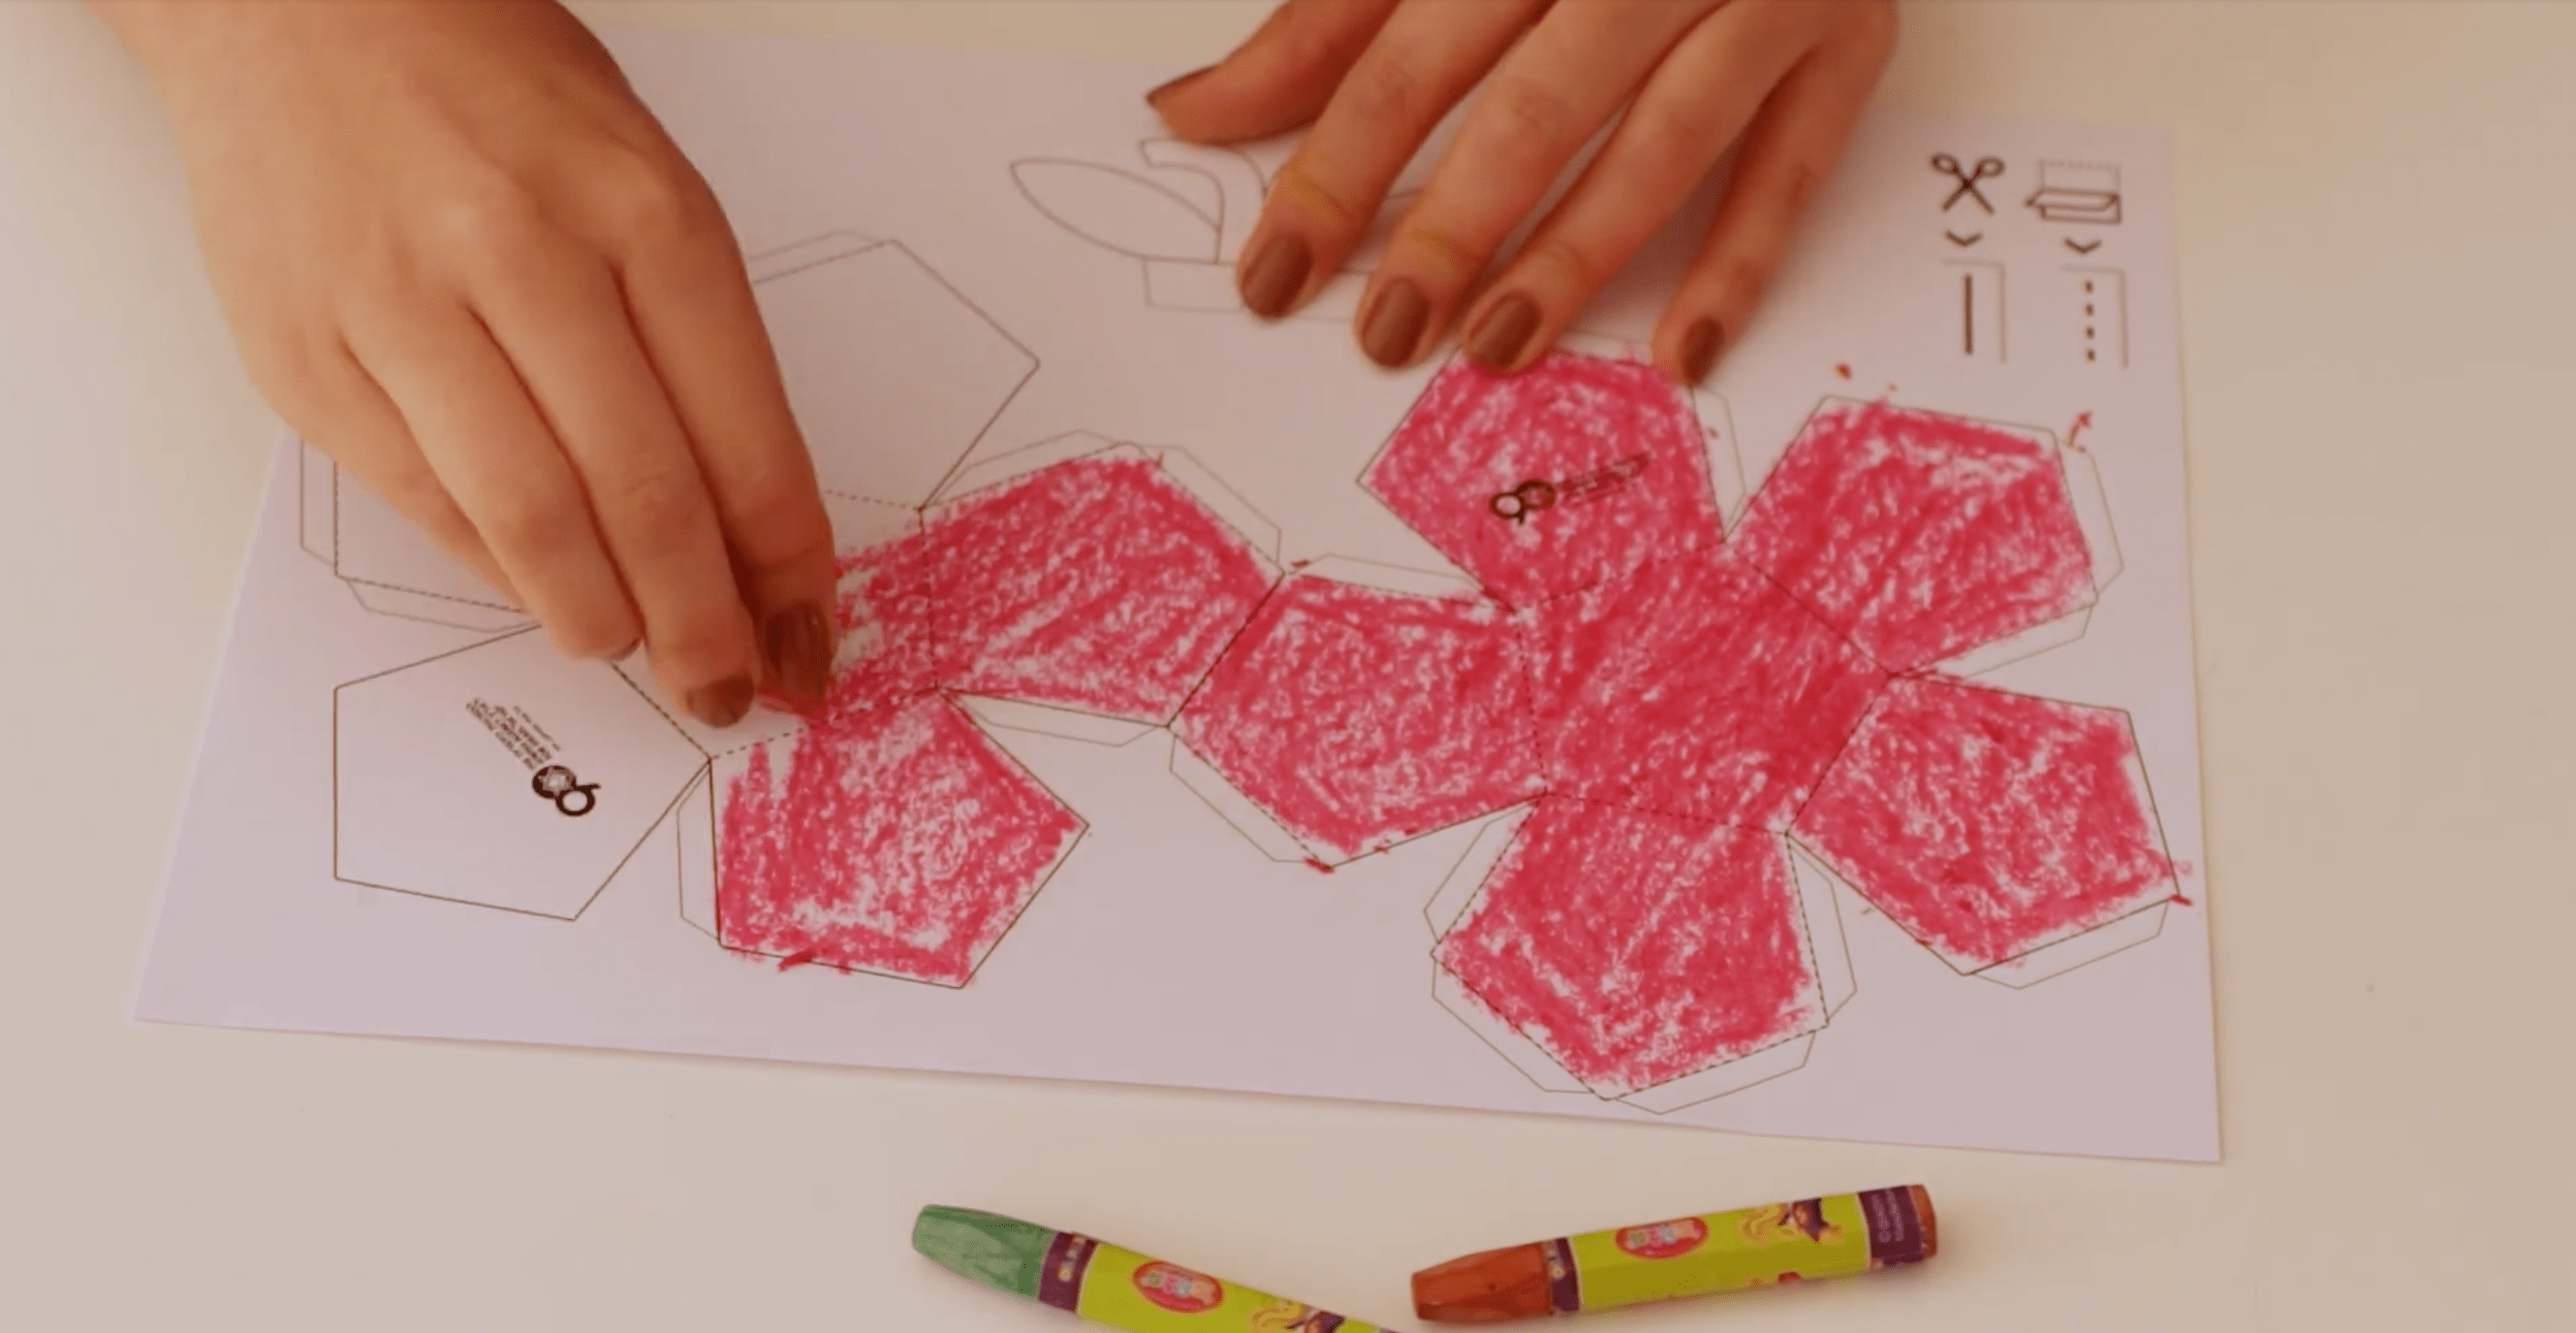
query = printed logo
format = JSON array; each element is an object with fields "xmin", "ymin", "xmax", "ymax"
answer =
[
  {"xmin": 1616, "ymin": 1218, "xmax": 1710, "ymax": 1260},
  {"xmin": 1133, "ymin": 1261, "xmax": 1225, "ymax": 1314},
  {"xmin": 531, "ymin": 764, "xmax": 599, "ymax": 818},
  {"xmin": 470, "ymin": 697, "xmax": 593, "ymax": 816},
  {"xmin": 1488, "ymin": 456, "xmax": 1649, "ymax": 524}
]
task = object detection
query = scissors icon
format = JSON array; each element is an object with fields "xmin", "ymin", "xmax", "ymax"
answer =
[
  {"xmin": 1489, "ymin": 478, "xmax": 1558, "ymax": 524},
  {"xmin": 531, "ymin": 764, "xmax": 598, "ymax": 818},
  {"xmin": 1932, "ymin": 153, "xmax": 2004, "ymax": 213}
]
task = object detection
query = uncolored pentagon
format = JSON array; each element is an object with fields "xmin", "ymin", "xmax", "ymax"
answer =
[
  {"xmin": 750, "ymin": 237, "xmax": 1035, "ymax": 506},
  {"xmin": 333, "ymin": 630, "xmax": 708, "ymax": 919}
]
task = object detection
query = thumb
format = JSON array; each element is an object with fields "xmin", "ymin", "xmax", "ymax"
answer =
[{"xmin": 1147, "ymin": 0, "xmax": 1402, "ymax": 144}]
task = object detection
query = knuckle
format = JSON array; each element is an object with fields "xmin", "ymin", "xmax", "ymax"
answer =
[
  {"xmin": 1341, "ymin": 56, "xmax": 1424, "ymax": 132},
  {"xmin": 476, "ymin": 490, "xmax": 585, "ymax": 567},
  {"xmin": 382, "ymin": 466, "xmax": 465, "ymax": 529},
  {"xmin": 1623, "ymin": 101, "xmax": 1730, "ymax": 183},
  {"xmin": 597, "ymin": 466, "xmax": 709, "ymax": 551},
  {"xmin": 1274, "ymin": 0, "xmax": 1361, "ymax": 70},
  {"xmin": 649, "ymin": 613, "xmax": 750, "ymax": 682},
  {"xmin": 1392, "ymin": 215, "xmax": 1486, "ymax": 282},
  {"xmin": 1780, "ymin": 161, "xmax": 1826, "ymax": 214},
  {"xmin": 589, "ymin": 146, "xmax": 727, "ymax": 249},
  {"xmin": 424, "ymin": 174, "xmax": 554, "ymax": 262},
  {"xmin": 549, "ymin": 609, "xmax": 639, "ymax": 662},
  {"xmin": 1274, "ymin": 159, "xmax": 1371, "ymax": 233},
  {"xmin": 1520, "ymin": 233, "xmax": 1608, "ymax": 294},
  {"xmin": 1713, "ymin": 252, "xmax": 1771, "ymax": 301},
  {"xmin": 1480, "ymin": 77, "xmax": 1579, "ymax": 163},
  {"xmin": 726, "ymin": 477, "xmax": 832, "ymax": 568}
]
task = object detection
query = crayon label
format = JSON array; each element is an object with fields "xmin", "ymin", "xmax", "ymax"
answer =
[
  {"xmin": 1040, "ymin": 1232, "xmax": 1101, "ymax": 1312},
  {"xmin": 1135, "ymin": 1262, "xmax": 1225, "ymax": 1314},
  {"xmin": 1567, "ymin": 1192, "xmax": 1901, "ymax": 1312},
  {"xmin": 1542, "ymin": 1237, "xmax": 1583, "ymax": 1315},
  {"xmin": 1074, "ymin": 1242, "xmax": 1381, "ymax": 1333},
  {"xmin": 1857, "ymin": 1187, "xmax": 1932, "ymax": 1267},
  {"xmin": 1616, "ymin": 1218, "xmax": 1709, "ymax": 1259}
]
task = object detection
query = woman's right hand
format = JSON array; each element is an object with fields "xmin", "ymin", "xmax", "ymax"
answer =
[{"xmin": 97, "ymin": 0, "xmax": 840, "ymax": 727}]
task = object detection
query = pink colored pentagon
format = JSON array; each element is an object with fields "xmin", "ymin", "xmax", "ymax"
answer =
[
  {"xmin": 715, "ymin": 695, "xmax": 1082, "ymax": 986},
  {"xmin": 1733, "ymin": 399, "xmax": 2095, "ymax": 673},
  {"xmin": 1795, "ymin": 677, "xmax": 2175, "ymax": 972},
  {"xmin": 1364, "ymin": 351, "xmax": 1721, "ymax": 608},
  {"xmin": 822, "ymin": 523, "xmax": 942, "ymax": 716},
  {"xmin": 1527, "ymin": 549, "xmax": 1888, "ymax": 830},
  {"xmin": 1176, "ymin": 576, "xmax": 1542, "ymax": 860},
  {"xmin": 1436, "ymin": 800, "xmax": 1823, "ymax": 1096},
  {"xmin": 929, "ymin": 454, "xmax": 1276, "ymax": 721}
]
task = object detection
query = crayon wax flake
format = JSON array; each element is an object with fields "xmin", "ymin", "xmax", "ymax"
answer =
[
  {"xmin": 1795, "ymin": 678, "xmax": 2175, "ymax": 972},
  {"xmin": 1176, "ymin": 577, "xmax": 1543, "ymax": 861}
]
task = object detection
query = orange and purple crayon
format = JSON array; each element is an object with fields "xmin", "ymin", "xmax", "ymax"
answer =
[
  {"xmin": 916, "ymin": 1205, "xmax": 1398, "ymax": 1332},
  {"xmin": 1410, "ymin": 1186, "xmax": 1936, "ymax": 1322}
]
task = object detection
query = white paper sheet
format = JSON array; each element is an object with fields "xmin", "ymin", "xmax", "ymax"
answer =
[{"xmin": 136, "ymin": 28, "xmax": 2215, "ymax": 1160}]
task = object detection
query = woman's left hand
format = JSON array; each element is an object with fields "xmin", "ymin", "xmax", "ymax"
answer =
[{"xmin": 1149, "ymin": 0, "xmax": 1897, "ymax": 384}]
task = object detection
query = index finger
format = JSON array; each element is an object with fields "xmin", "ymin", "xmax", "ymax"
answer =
[{"xmin": 606, "ymin": 167, "xmax": 842, "ymax": 715}]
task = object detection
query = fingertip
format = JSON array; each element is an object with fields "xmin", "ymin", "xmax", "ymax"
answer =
[
  {"xmin": 1144, "ymin": 65, "xmax": 1226, "ymax": 141},
  {"xmin": 1239, "ymin": 228, "xmax": 1316, "ymax": 320},
  {"xmin": 758, "ymin": 598, "xmax": 839, "ymax": 716},
  {"xmin": 1358, "ymin": 276, "xmax": 1433, "ymax": 369},
  {"xmin": 685, "ymin": 673, "xmax": 757, "ymax": 730},
  {"xmin": 1462, "ymin": 292, "xmax": 1545, "ymax": 374},
  {"xmin": 1672, "ymin": 317, "xmax": 1724, "ymax": 387}
]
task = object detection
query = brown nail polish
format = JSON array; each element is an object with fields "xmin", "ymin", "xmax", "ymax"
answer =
[
  {"xmin": 1680, "ymin": 318, "xmax": 1725, "ymax": 385},
  {"xmin": 1465, "ymin": 294, "xmax": 1542, "ymax": 372},
  {"xmin": 687, "ymin": 674, "xmax": 756, "ymax": 729},
  {"xmin": 1239, "ymin": 233, "xmax": 1313, "ymax": 319},
  {"xmin": 763, "ymin": 603, "xmax": 834, "ymax": 714},
  {"xmin": 1146, "ymin": 65, "xmax": 1213, "ymax": 108},
  {"xmin": 1361, "ymin": 280, "xmax": 1430, "ymax": 368}
]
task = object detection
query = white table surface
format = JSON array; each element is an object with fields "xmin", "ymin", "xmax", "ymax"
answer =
[{"xmin": 4, "ymin": 3, "xmax": 2570, "ymax": 1330}]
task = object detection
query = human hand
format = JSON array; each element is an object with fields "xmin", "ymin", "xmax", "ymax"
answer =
[
  {"xmin": 1148, "ymin": 0, "xmax": 1896, "ymax": 383},
  {"xmin": 96, "ymin": 0, "xmax": 838, "ymax": 726}
]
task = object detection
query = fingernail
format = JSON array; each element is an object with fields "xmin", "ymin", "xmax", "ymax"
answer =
[
  {"xmin": 686, "ymin": 674, "xmax": 756, "ymax": 729},
  {"xmin": 763, "ymin": 602, "xmax": 834, "ymax": 714},
  {"xmin": 1465, "ymin": 294, "xmax": 1542, "ymax": 372},
  {"xmin": 608, "ymin": 639, "xmax": 641, "ymax": 664},
  {"xmin": 1146, "ymin": 65, "xmax": 1212, "ymax": 108},
  {"xmin": 1360, "ymin": 279, "xmax": 1430, "ymax": 368},
  {"xmin": 1680, "ymin": 318, "xmax": 1725, "ymax": 385},
  {"xmin": 1239, "ymin": 233, "xmax": 1313, "ymax": 319}
]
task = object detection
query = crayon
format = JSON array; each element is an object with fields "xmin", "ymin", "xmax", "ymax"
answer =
[
  {"xmin": 1409, "ymin": 1186, "xmax": 1936, "ymax": 1322},
  {"xmin": 916, "ymin": 1205, "xmax": 1400, "ymax": 1332}
]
